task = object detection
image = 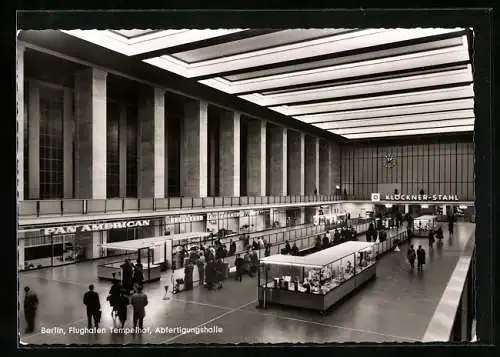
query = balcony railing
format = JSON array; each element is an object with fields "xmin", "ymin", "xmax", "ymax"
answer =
[{"xmin": 18, "ymin": 194, "xmax": 349, "ymax": 218}]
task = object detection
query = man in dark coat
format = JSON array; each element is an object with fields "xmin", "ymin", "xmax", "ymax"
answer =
[
  {"xmin": 264, "ymin": 242, "xmax": 271, "ymax": 257},
  {"xmin": 83, "ymin": 284, "xmax": 101, "ymax": 328},
  {"xmin": 417, "ymin": 246, "xmax": 426, "ymax": 272},
  {"xmin": 184, "ymin": 261, "xmax": 194, "ymax": 291},
  {"xmin": 121, "ymin": 259, "xmax": 134, "ymax": 293},
  {"xmin": 115, "ymin": 289, "xmax": 129, "ymax": 328},
  {"xmin": 322, "ymin": 235, "xmax": 330, "ymax": 249},
  {"xmin": 228, "ymin": 240, "xmax": 236, "ymax": 256},
  {"xmin": 428, "ymin": 229, "xmax": 435, "ymax": 248},
  {"xmin": 133, "ymin": 264, "xmax": 144, "ymax": 291},
  {"xmin": 291, "ymin": 243, "xmax": 299, "ymax": 256},
  {"xmin": 23, "ymin": 286, "xmax": 39, "ymax": 333},
  {"xmin": 107, "ymin": 278, "xmax": 122, "ymax": 318},
  {"xmin": 407, "ymin": 245, "xmax": 416, "ymax": 270},
  {"xmin": 205, "ymin": 259, "xmax": 216, "ymax": 290},
  {"xmin": 283, "ymin": 240, "xmax": 291, "ymax": 254},
  {"xmin": 234, "ymin": 254, "xmax": 244, "ymax": 282}
]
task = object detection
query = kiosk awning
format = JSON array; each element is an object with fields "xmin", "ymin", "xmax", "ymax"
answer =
[
  {"xmin": 260, "ymin": 241, "xmax": 376, "ymax": 268},
  {"xmin": 100, "ymin": 232, "xmax": 209, "ymax": 250}
]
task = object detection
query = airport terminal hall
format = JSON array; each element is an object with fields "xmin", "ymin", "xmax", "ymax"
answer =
[{"xmin": 17, "ymin": 28, "xmax": 476, "ymax": 344}]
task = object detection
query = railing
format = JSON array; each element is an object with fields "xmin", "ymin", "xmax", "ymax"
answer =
[
  {"xmin": 18, "ymin": 194, "xmax": 349, "ymax": 218},
  {"xmin": 422, "ymin": 233, "xmax": 476, "ymax": 342}
]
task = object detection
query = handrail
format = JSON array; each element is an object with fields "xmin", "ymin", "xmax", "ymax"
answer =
[{"xmin": 422, "ymin": 232, "xmax": 475, "ymax": 342}]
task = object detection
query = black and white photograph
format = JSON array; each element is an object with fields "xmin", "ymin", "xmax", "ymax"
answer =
[{"xmin": 15, "ymin": 11, "xmax": 491, "ymax": 346}]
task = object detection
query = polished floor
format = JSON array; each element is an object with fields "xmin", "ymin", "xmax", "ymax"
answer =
[{"xmin": 18, "ymin": 222, "xmax": 474, "ymax": 344}]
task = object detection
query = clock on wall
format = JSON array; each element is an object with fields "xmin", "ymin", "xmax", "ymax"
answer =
[{"xmin": 383, "ymin": 153, "xmax": 397, "ymax": 168}]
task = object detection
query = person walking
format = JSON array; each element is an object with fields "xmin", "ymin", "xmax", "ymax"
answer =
[
  {"xmin": 120, "ymin": 259, "xmax": 134, "ymax": 294},
  {"xmin": 130, "ymin": 286, "xmax": 148, "ymax": 330},
  {"xmin": 196, "ymin": 255, "xmax": 206, "ymax": 287},
  {"xmin": 107, "ymin": 278, "xmax": 122, "ymax": 318},
  {"xmin": 205, "ymin": 259, "xmax": 216, "ymax": 290},
  {"xmin": 132, "ymin": 263, "xmax": 144, "ymax": 292},
  {"xmin": 23, "ymin": 286, "xmax": 39, "ymax": 333},
  {"xmin": 235, "ymin": 254, "xmax": 244, "ymax": 282},
  {"xmin": 417, "ymin": 245, "xmax": 426, "ymax": 272},
  {"xmin": 115, "ymin": 289, "xmax": 129, "ymax": 328},
  {"xmin": 428, "ymin": 229, "xmax": 435, "ymax": 248},
  {"xmin": 83, "ymin": 284, "xmax": 101, "ymax": 329},
  {"xmin": 407, "ymin": 245, "xmax": 416, "ymax": 270}
]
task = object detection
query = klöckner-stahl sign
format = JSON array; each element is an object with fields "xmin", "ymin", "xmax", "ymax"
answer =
[
  {"xmin": 42, "ymin": 220, "xmax": 151, "ymax": 235},
  {"xmin": 380, "ymin": 194, "xmax": 459, "ymax": 201}
]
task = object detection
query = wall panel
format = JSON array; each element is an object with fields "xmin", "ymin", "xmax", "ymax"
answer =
[{"xmin": 340, "ymin": 138, "xmax": 473, "ymax": 200}]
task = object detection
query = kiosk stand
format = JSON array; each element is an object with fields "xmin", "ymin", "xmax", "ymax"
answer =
[{"xmin": 258, "ymin": 241, "xmax": 378, "ymax": 314}]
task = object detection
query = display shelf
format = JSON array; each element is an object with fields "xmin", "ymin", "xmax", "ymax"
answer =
[{"xmin": 258, "ymin": 241, "xmax": 378, "ymax": 313}]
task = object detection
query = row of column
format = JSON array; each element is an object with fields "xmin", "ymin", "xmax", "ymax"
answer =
[{"xmin": 16, "ymin": 46, "xmax": 338, "ymax": 200}]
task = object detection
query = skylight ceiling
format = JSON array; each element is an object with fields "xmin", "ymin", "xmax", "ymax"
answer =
[{"xmin": 63, "ymin": 28, "xmax": 475, "ymax": 139}]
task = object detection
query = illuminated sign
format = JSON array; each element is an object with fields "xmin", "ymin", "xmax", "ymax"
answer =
[
  {"xmin": 42, "ymin": 220, "xmax": 151, "ymax": 235},
  {"xmin": 371, "ymin": 193, "xmax": 459, "ymax": 202},
  {"xmin": 164, "ymin": 215, "xmax": 204, "ymax": 224},
  {"xmin": 207, "ymin": 210, "xmax": 266, "ymax": 220}
]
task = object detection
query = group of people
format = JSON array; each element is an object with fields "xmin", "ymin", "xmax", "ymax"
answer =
[
  {"xmin": 119, "ymin": 259, "xmax": 144, "ymax": 294},
  {"xmin": 234, "ymin": 249, "xmax": 259, "ymax": 281},
  {"xmin": 104, "ymin": 279, "xmax": 149, "ymax": 330},
  {"xmin": 406, "ymin": 245, "xmax": 427, "ymax": 272},
  {"xmin": 22, "ymin": 280, "xmax": 150, "ymax": 334},
  {"xmin": 366, "ymin": 223, "xmax": 389, "ymax": 243},
  {"xmin": 280, "ymin": 227, "xmax": 359, "ymax": 256}
]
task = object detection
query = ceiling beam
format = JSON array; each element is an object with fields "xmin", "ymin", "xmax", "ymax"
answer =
[
  {"xmin": 131, "ymin": 29, "xmax": 279, "ymax": 60},
  {"xmin": 189, "ymin": 29, "xmax": 468, "ymax": 80}
]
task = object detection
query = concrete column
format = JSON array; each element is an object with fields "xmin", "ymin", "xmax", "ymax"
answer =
[
  {"xmin": 28, "ymin": 81, "xmax": 40, "ymax": 199},
  {"xmin": 90, "ymin": 231, "xmax": 107, "ymax": 259},
  {"xmin": 181, "ymin": 100, "xmax": 208, "ymax": 197},
  {"xmin": 219, "ymin": 111, "xmax": 240, "ymax": 197},
  {"xmin": 260, "ymin": 121, "xmax": 267, "ymax": 196},
  {"xmin": 246, "ymin": 119, "xmax": 266, "ymax": 196},
  {"xmin": 18, "ymin": 237, "xmax": 25, "ymax": 270},
  {"xmin": 300, "ymin": 207, "xmax": 306, "ymax": 224},
  {"xmin": 63, "ymin": 89, "xmax": 74, "ymax": 198},
  {"xmin": 315, "ymin": 137, "xmax": 320, "ymax": 193},
  {"xmin": 405, "ymin": 204, "xmax": 410, "ymax": 214},
  {"xmin": 138, "ymin": 87, "xmax": 165, "ymax": 198},
  {"xmin": 74, "ymin": 68, "xmax": 108, "ymax": 199},
  {"xmin": 268, "ymin": 126, "xmax": 286, "ymax": 196},
  {"xmin": 16, "ymin": 42, "xmax": 25, "ymax": 201},
  {"xmin": 300, "ymin": 133, "xmax": 305, "ymax": 195},
  {"xmin": 119, "ymin": 104, "xmax": 127, "ymax": 197},
  {"xmin": 153, "ymin": 223, "xmax": 161, "ymax": 237},
  {"xmin": 442, "ymin": 205, "xmax": 447, "ymax": 215}
]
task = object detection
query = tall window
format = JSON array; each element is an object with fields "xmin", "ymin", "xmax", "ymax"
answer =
[
  {"xmin": 24, "ymin": 83, "xmax": 29, "ymax": 200},
  {"xmin": 126, "ymin": 105, "xmax": 138, "ymax": 197},
  {"xmin": 39, "ymin": 86, "xmax": 64, "ymax": 199},
  {"xmin": 166, "ymin": 93, "xmax": 182, "ymax": 197},
  {"xmin": 107, "ymin": 102, "xmax": 120, "ymax": 198}
]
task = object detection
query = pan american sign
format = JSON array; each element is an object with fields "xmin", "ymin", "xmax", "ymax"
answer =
[
  {"xmin": 371, "ymin": 193, "xmax": 459, "ymax": 202},
  {"xmin": 42, "ymin": 220, "xmax": 151, "ymax": 235}
]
